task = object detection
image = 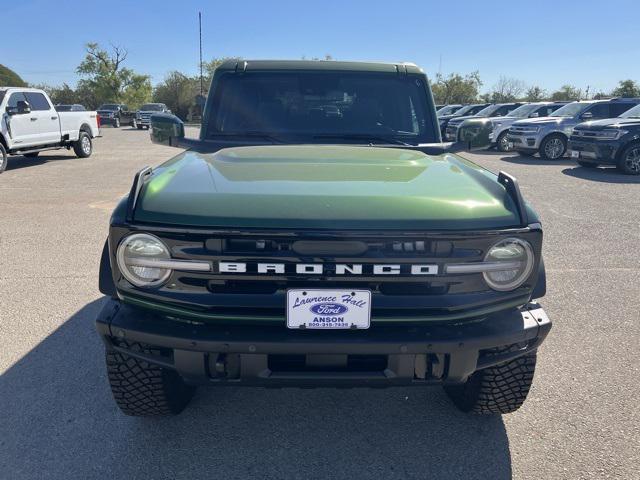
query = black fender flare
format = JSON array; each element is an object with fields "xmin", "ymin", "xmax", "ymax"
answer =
[
  {"xmin": 532, "ymin": 256, "xmax": 546, "ymax": 299},
  {"xmin": 99, "ymin": 239, "xmax": 117, "ymax": 297}
]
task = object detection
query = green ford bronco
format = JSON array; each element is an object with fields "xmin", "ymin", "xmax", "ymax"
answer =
[{"xmin": 96, "ymin": 60, "xmax": 551, "ymax": 416}]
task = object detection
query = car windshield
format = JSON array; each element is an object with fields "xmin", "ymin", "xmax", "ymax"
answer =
[
  {"xmin": 449, "ymin": 104, "xmax": 477, "ymax": 116},
  {"xmin": 99, "ymin": 104, "xmax": 119, "ymax": 110},
  {"xmin": 55, "ymin": 105, "xmax": 72, "ymax": 111},
  {"xmin": 140, "ymin": 104, "xmax": 164, "ymax": 111},
  {"xmin": 474, "ymin": 104, "xmax": 500, "ymax": 117},
  {"xmin": 206, "ymin": 71, "xmax": 435, "ymax": 144},
  {"xmin": 507, "ymin": 104, "xmax": 541, "ymax": 118},
  {"xmin": 551, "ymin": 102, "xmax": 589, "ymax": 117},
  {"xmin": 619, "ymin": 104, "xmax": 640, "ymax": 118},
  {"xmin": 437, "ymin": 105, "xmax": 461, "ymax": 116}
]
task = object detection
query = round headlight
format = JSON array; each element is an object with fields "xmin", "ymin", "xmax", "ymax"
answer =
[
  {"xmin": 483, "ymin": 238, "xmax": 534, "ymax": 291},
  {"xmin": 116, "ymin": 233, "xmax": 171, "ymax": 287}
]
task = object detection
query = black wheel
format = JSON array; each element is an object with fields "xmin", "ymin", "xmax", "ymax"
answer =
[
  {"xmin": 114, "ymin": 117, "xmax": 121, "ymax": 128},
  {"xmin": 73, "ymin": 131, "xmax": 93, "ymax": 158},
  {"xmin": 577, "ymin": 160, "xmax": 598, "ymax": 168},
  {"xmin": 496, "ymin": 131, "xmax": 511, "ymax": 152},
  {"xmin": 23, "ymin": 152, "xmax": 40, "ymax": 158},
  {"xmin": 616, "ymin": 143, "xmax": 640, "ymax": 175},
  {"xmin": 444, "ymin": 349, "xmax": 537, "ymax": 414},
  {"xmin": 539, "ymin": 134, "xmax": 567, "ymax": 160},
  {"xmin": 0, "ymin": 142, "xmax": 7, "ymax": 173},
  {"xmin": 106, "ymin": 342, "xmax": 195, "ymax": 417}
]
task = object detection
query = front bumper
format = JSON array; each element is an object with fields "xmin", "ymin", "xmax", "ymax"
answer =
[
  {"xmin": 568, "ymin": 138, "xmax": 620, "ymax": 164},
  {"xmin": 445, "ymin": 124, "xmax": 460, "ymax": 141},
  {"xmin": 507, "ymin": 132, "xmax": 542, "ymax": 150},
  {"xmin": 96, "ymin": 298, "xmax": 552, "ymax": 387}
]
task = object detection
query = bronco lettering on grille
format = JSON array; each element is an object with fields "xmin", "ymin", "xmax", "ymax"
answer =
[{"xmin": 218, "ymin": 262, "xmax": 438, "ymax": 275}]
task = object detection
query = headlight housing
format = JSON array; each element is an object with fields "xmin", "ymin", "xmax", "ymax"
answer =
[
  {"xmin": 482, "ymin": 238, "xmax": 534, "ymax": 291},
  {"xmin": 116, "ymin": 233, "xmax": 172, "ymax": 287}
]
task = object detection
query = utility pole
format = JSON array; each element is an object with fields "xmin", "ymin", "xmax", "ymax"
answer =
[{"xmin": 198, "ymin": 12, "xmax": 203, "ymax": 95}]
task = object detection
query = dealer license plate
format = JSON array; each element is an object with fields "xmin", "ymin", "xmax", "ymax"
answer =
[{"xmin": 286, "ymin": 289, "xmax": 372, "ymax": 330}]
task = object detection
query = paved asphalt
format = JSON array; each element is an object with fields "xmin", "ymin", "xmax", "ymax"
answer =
[{"xmin": 1, "ymin": 127, "xmax": 639, "ymax": 479}]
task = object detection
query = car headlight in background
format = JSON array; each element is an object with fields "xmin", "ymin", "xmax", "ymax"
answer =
[
  {"xmin": 117, "ymin": 233, "xmax": 172, "ymax": 287},
  {"xmin": 597, "ymin": 129, "xmax": 627, "ymax": 140},
  {"xmin": 482, "ymin": 238, "xmax": 534, "ymax": 291}
]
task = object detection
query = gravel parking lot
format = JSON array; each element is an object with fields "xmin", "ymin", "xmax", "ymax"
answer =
[{"xmin": 1, "ymin": 126, "xmax": 639, "ymax": 479}]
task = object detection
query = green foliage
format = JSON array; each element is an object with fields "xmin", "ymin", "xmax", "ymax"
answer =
[
  {"xmin": 0, "ymin": 64, "xmax": 27, "ymax": 87},
  {"xmin": 525, "ymin": 86, "xmax": 547, "ymax": 102},
  {"xmin": 611, "ymin": 79, "xmax": 640, "ymax": 98},
  {"xmin": 153, "ymin": 71, "xmax": 200, "ymax": 120},
  {"xmin": 431, "ymin": 71, "xmax": 482, "ymax": 104},
  {"xmin": 485, "ymin": 76, "xmax": 526, "ymax": 103},
  {"xmin": 75, "ymin": 43, "xmax": 151, "ymax": 109},
  {"xmin": 550, "ymin": 84, "xmax": 582, "ymax": 101}
]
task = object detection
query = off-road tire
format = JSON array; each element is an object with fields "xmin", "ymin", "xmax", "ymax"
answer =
[
  {"xmin": 443, "ymin": 348, "xmax": 537, "ymax": 414},
  {"xmin": 539, "ymin": 133, "xmax": 567, "ymax": 160},
  {"xmin": 23, "ymin": 152, "xmax": 40, "ymax": 158},
  {"xmin": 616, "ymin": 143, "xmax": 640, "ymax": 175},
  {"xmin": 496, "ymin": 131, "xmax": 511, "ymax": 152},
  {"xmin": 577, "ymin": 160, "xmax": 598, "ymax": 168},
  {"xmin": 106, "ymin": 342, "xmax": 195, "ymax": 417},
  {"xmin": 0, "ymin": 142, "xmax": 7, "ymax": 173},
  {"xmin": 73, "ymin": 131, "xmax": 92, "ymax": 158}
]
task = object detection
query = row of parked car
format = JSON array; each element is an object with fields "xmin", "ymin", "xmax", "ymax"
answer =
[
  {"xmin": 437, "ymin": 98, "xmax": 640, "ymax": 175},
  {"xmin": 55, "ymin": 102, "xmax": 171, "ymax": 130}
]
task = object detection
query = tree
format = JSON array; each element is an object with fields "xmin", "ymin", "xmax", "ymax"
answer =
[
  {"xmin": 45, "ymin": 83, "xmax": 79, "ymax": 105},
  {"xmin": 612, "ymin": 79, "xmax": 640, "ymax": 98},
  {"xmin": 550, "ymin": 84, "xmax": 582, "ymax": 101},
  {"xmin": 487, "ymin": 76, "xmax": 526, "ymax": 102},
  {"xmin": 431, "ymin": 71, "xmax": 482, "ymax": 105},
  {"xmin": 0, "ymin": 64, "xmax": 27, "ymax": 87},
  {"xmin": 153, "ymin": 71, "xmax": 199, "ymax": 120},
  {"xmin": 76, "ymin": 42, "xmax": 151, "ymax": 109},
  {"xmin": 525, "ymin": 85, "xmax": 547, "ymax": 102}
]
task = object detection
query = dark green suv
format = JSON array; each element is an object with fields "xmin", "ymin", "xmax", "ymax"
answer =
[{"xmin": 96, "ymin": 60, "xmax": 551, "ymax": 417}]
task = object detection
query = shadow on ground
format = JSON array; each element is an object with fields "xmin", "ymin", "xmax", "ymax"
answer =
[
  {"xmin": 562, "ymin": 165, "xmax": 640, "ymax": 183},
  {"xmin": 499, "ymin": 154, "xmax": 576, "ymax": 166},
  {"xmin": 6, "ymin": 154, "xmax": 77, "ymax": 171},
  {"xmin": 0, "ymin": 299, "xmax": 512, "ymax": 480}
]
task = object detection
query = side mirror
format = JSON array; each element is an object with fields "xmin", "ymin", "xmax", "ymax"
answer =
[
  {"xmin": 456, "ymin": 118, "xmax": 492, "ymax": 150},
  {"xmin": 7, "ymin": 101, "xmax": 31, "ymax": 115},
  {"xmin": 529, "ymin": 112, "xmax": 539, "ymax": 118},
  {"xmin": 581, "ymin": 111, "xmax": 593, "ymax": 120},
  {"xmin": 150, "ymin": 113, "xmax": 186, "ymax": 147}
]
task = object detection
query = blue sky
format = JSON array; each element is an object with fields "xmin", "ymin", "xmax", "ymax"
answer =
[{"xmin": 2, "ymin": 0, "xmax": 639, "ymax": 95}]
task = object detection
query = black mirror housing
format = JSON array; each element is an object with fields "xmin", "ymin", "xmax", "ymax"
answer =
[
  {"xmin": 150, "ymin": 113, "xmax": 186, "ymax": 147},
  {"xmin": 17, "ymin": 100, "xmax": 31, "ymax": 114},
  {"xmin": 457, "ymin": 118, "xmax": 493, "ymax": 150}
]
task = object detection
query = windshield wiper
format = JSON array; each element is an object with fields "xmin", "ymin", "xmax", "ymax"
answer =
[
  {"xmin": 312, "ymin": 133, "xmax": 412, "ymax": 146},
  {"xmin": 209, "ymin": 131, "xmax": 285, "ymax": 143}
]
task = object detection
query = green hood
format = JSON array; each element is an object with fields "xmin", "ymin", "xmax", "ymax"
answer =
[{"xmin": 135, "ymin": 145, "xmax": 520, "ymax": 230}]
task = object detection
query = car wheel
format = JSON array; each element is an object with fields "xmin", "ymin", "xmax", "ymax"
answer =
[
  {"xmin": 23, "ymin": 152, "xmax": 40, "ymax": 158},
  {"xmin": 616, "ymin": 144, "xmax": 640, "ymax": 175},
  {"xmin": 73, "ymin": 131, "xmax": 93, "ymax": 158},
  {"xmin": 114, "ymin": 117, "xmax": 120, "ymax": 128},
  {"xmin": 496, "ymin": 131, "xmax": 511, "ymax": 152},
  {"xmin": 577, "ymin": 160, "xmax": 598, "ymax": 168},
  {"xmin": 540, "ymin": 134, "xmax": 567, "ymax": 160},
  {"xmin": 106, "ymin": 341, "xmax": 195, "ymax": 416},
  {"xmin": 0, "ymin": 143, "xmax": 7, "ymax": 173},
  {"xmin": 444, "ymin": 347, "xmax": 537, "ymax": 414}
]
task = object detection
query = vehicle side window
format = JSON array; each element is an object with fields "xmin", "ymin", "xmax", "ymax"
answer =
[
  {"xmin": 586, "ymin": 103, "xmax": 610, "ymax": 119},
  {"xmin": 500, "ymin": 105, "xmax": 517, "ymax": 116},
  {"xmin": 122, "ymin": 105, "xmax": 128, "ymax": 111},
  {"xmin": 7, "ymin": 92, "xmax": 27, "ymax": 108},
  {"xmin": 24, "ymin": 92, "xmax": 52, "ymax": 111},
  {"xmin": 545, "ymin": 105, "xmax": 562, "ymax": 116},
  {"xmin": 611, "ymin": 103, "xmax": 636, "ymax": 117}
]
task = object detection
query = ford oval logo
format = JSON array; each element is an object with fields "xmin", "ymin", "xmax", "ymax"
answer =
[{"xmin": 310, "ymin": 303, "xmax": 349, "ymax": 316}]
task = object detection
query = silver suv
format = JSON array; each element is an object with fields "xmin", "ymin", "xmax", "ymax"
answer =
[
  {"xmin": 488, "ymin": 102, "xmax": 567, "ymax": 152},
  {"xmin": 444, "ymin": 103, "xmax": 522, "ymax": 141},
  {"xmin": 508, "ymin": 99, "xmax": 640, "ymax": 159}
]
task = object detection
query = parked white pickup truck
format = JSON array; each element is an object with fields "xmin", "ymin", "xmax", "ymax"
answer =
[{"xmin": 0, "ymin": 87, "xmax": 100, "ymax": 173}]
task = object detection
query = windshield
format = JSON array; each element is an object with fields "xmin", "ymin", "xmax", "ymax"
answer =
[
  {"xmin": 99, "ymin": 104, "xmax": 119, "ymax": 110},
  {"xmin": 450, "ymin": 104, "xmax": 477, "ymax": 116},
  {"xmin": 437, "ymin": 105, "xmax": 461, "ymax": 116},
  {"xmin": 551, "ymin": 102, "xmax": 589, "ymax": 118},
  {"xmin": 474, "ymin": 104, "xmax": 501, "ymax": 117},
  {"xmin": 140, "ymin": 104, "xmax": 164, "ymax": 111},
  {"xmin": 207, "ymin": 71, "xmax": 435, "ymax": 144},
  {"xmin": 620, "ymin": 104, "xmax": 640, "ymax": 118},
  {"xmin": 507, "ymin": 104, "xmax": 541, "ymax": 118}
]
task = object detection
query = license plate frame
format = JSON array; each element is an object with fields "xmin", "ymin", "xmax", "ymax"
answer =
[{"xmin": 286, "ymin": 289, "xmax": 372, "ymax": 330}]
